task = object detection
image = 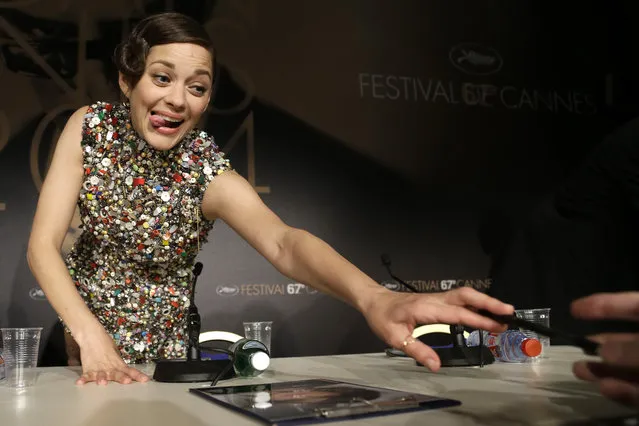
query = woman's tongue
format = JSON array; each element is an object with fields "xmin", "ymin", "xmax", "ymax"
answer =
[{"xmin": 150, "ymin": 114, "xmax": 181, "ymax": 129}]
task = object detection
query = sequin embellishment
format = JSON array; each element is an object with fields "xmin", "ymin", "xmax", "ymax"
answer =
[{"xmin": 64, "ymin": 101, "xmax": 231, "ymax": 363}]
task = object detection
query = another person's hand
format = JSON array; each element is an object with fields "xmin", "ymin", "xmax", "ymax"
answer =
[
  {"xmin": 75, "ymin": 328, "xmax": 150, "ymax": 385},
  {"xmin": 571, "ymin": 292, "xmax": 639, "ymax": 408},
  {"xmin": 362, "ymin": 287, "xmax": 514, "ymax": 371}
]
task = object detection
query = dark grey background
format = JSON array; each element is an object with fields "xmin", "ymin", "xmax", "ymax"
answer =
[{"xmin": 1, "ymin": 0, "xmax": 636, "ymax": 358}]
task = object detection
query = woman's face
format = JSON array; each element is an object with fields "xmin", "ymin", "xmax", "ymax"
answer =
[{"xmin": 119, "ymin": 43, "xmax": 213, "ymax": 150}]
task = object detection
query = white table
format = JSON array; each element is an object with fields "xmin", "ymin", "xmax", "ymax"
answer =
[{"xmin": 0, "ymin": 347, "xmax": 635, "ymax": 425}]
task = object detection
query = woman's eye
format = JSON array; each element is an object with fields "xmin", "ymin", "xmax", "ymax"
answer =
[
  {"xmin": 192, "ymin": 86, "xmax": 207, "ymax": 96},
  {"xmin": 153, "ymin": 74, "xmax": 170, "ymax": 84}
]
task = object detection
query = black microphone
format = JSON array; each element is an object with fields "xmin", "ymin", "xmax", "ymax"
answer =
[
  {"xmin": 190, "ymin": 261, "xmax": 203, "ymax": 304},
  {"xmin": 380, "ymin": 254, "xmax": 420, "ymax": 293},
  {"xmin": 187, "ymin": 262, "xmax": 204, "ymax": 361}
]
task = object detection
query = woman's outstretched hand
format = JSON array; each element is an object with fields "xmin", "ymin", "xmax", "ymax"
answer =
[{"xmin": 362, "ymin": 287, "xmax": 514, "ymax": 371}]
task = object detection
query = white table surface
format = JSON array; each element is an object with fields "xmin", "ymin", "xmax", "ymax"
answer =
[{"xmin": 0, "ymin": 347, "xmax": 635, "ymax": 425}]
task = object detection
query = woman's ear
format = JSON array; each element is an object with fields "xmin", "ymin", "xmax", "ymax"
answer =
[{"xmin": 118, "ymin": 72, "xmax": 131, "ymax": 99}]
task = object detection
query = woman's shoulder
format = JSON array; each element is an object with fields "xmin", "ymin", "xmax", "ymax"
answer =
[
  {"xmin": 186, "ymin": 129, "xmax": 226, "ymax": 157},
  {"xmin": 80, "ymin": 101, "xmax": 127, "ymax": 146},
  {"xmin": 184, "ymin": 129, "xmax": 233, "ymax": 178},
  {"xmin": 83, "ymin": 101, "xmax": 127, "ymax": 125},
  {"xmin": 84, "ymin": 101, "xmax": 118, "ymax": 118}
]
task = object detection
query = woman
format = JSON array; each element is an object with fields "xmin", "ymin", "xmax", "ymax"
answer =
[{"xmin": 27, "ymin": 12, "xmax": 513, "ymax": 385}]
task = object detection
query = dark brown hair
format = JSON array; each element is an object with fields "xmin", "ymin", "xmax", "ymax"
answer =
[{"xmin": 113, "ymin": 12, "xmax": 216, "ymax": 89}]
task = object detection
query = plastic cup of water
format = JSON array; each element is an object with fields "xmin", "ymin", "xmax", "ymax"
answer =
[
  {"xmin": 243, "ymin": 321, "xmax": 272, "ymax": 355},
  {"xmin": 515, "ymin": 309, "xmax": 551, "ymax": 358},
  {"xmin": 0, "ymin": 349, "xmax": 5, "ymax": 381},
  {"xmin": 1, "ymin": 327, "xmax": 43, "ymax": 388}
]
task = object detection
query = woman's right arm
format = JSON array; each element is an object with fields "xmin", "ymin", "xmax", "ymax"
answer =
[
  {"xmin": 27, "ymin": 106, "xmax": 148, "ymax": 385},
  {"xmin": 27, "ymin": 106, "xmax": 102, "ymax": 341}
]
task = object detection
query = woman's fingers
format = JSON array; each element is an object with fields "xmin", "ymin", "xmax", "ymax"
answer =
[
  {"xmin": 125, "ymin": 366, "xmax": 150, "ymax": 383},
  {"xmin": 445, "ymin": 287, "xmax": 515, "ymax": 315},
  {"xmin": 413, "ymin": 301, "xmax": 508, "ymax": 332},
  {"xmin": 390, "ymin": 333, "xmax": 441, "ymax": 372},
  {"xmin": 76, "ymin": 367, "xmax": 149, "ymax": 385},
  {"xmin": 75, "ymin": 371, "xmax": 94, "ymax": 385},
  {"xmin": 95, "ymin": 371, "xmax": 108, "ymax": 385},
  {"xmin": 399, "ymin": 287, "xmax": 514, "ymax": 331}
]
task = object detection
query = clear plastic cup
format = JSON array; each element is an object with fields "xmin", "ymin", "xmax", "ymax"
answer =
[
  {"xmin": 515, "ymin": 308, "xmax": 550, "ymax": 358},
  {"xmin": 0, "ymin": 349, "xmax": 5, "ymax": 381},
  {"xmin": 243, "ymin": 321, "xmax": 272, "ymax": 355},
  {"xmin": 1, "ymin": 327, "xmax": 43, "ymax": 388}
]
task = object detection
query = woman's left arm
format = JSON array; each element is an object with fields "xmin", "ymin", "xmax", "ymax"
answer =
[{"xmin": 202, "ymin": 171, "xmax": 513, "ymax": 370}]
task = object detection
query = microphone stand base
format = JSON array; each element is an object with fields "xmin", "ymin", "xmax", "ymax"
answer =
[
  {"xmin": 153, "ymin": 358, "xmax": 235, "ymax": 383},
  {"xmin": 417, "ymin": 346, "xmax": 495, "ymax": 368}
]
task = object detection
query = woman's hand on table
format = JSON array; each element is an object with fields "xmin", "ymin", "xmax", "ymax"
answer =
[
  {"xmin": 75, "ymin": 328, "xmax": 150, "ymax": 385},
  {"xmin": 571, "ymin": 292, "xmax": 639, "ymax": 408},
  {"xmin": 362, "ymin": 287, "xmax": 513, "ymax": 371}
]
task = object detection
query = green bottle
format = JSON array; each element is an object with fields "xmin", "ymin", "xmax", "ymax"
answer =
[{"xmin": 229, "ymin": 338, "xmax": 270, "ymax": 377}]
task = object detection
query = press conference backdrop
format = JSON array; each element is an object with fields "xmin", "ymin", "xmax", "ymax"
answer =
[{"xmin": 0, "ymin": 0, "xmax": 631, "ymax": 357}]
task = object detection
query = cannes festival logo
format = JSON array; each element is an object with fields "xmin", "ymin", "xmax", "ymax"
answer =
[
  {"xmin": 29, "ymin": 287, "xmax": 46, "ymax": 300},
  {"xmin": 381, "ymin": 281, "xmax": 400, "ymax": 291},
  {"xmin": 216, "ymin": 285, "xmax": 239, "ymax": 296},
  {"xmin": 449, "ymin": 43, "xmax": 503, "ymax": 76}
]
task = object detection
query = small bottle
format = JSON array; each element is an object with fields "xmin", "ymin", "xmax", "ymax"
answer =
[
  {"xmin": 228, "ymin": 338, "xmax": 270, "ymax": 377},
  {"xmin": 467, "ymin": 330, "xmax": 542, "ymax": 362}
]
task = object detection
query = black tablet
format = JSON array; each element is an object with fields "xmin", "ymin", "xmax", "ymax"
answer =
[{"xmin": 190, "ymin": 378, "xmax": 461, "ymax": 425}]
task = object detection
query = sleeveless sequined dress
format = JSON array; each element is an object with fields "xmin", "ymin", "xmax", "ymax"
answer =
[{"xmin": 63, "ymin": 101, "xmax": 232, "ymax": 364}]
